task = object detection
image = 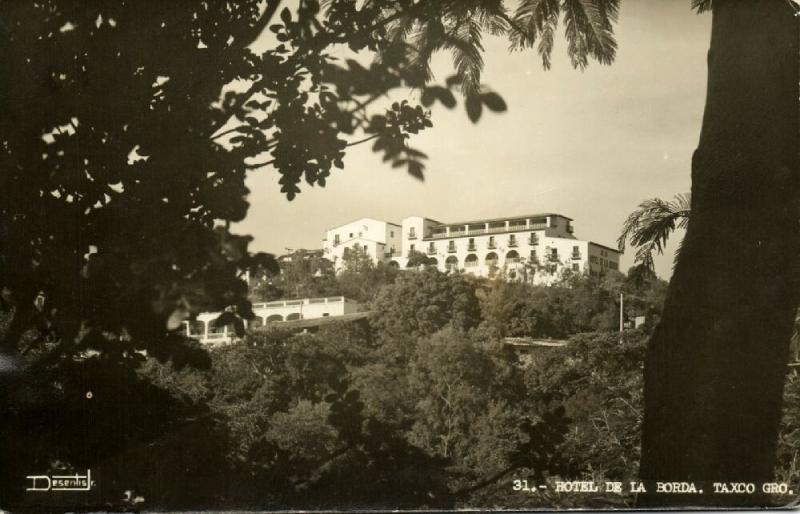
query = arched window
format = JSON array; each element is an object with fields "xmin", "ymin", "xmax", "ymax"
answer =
[
  {"xmin": 286, "ymin": 312, "xmax": 302, "ymax": 321},
  {"xmin": 427, "ymin": 257, "xmax": 439, "ymax": 268},
  {"xmin": 388, "ymin": 260, "xmax": 400, "ymax": 268},
  {"xmin": 465, "ymin": 254, "xmax": 478, "ymax": 267},
  {"xmin": 485, "ymin": 252, "xmax": 499, "ymax": 267},
  {"xmin": 266, "ymin": 314, "xmax": 284, "ymax": 322},
  {"xmin": 506, "ymin": 250, "xmax": 520, "ymax": 264},
  {"xmin": 445, "ymin": 255, "xmax": 459, "ymax": 272}
]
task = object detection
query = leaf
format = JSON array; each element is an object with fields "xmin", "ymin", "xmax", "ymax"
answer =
[
  {"xmin": 420, "ymin": 88, "xmax": 436, "ymax": 107},
  {"xmin": 346, "ymin": 59, "xmax": 365, "ymax": 72},
  {"xmin": 407, "ymin": 160, "xmax": 424, "ymax": 181},
  {"xmin": 421, "ymin": 87, "xmax": 457, "ymax": 109},
  {"xmin": 465, "ymin": 95, "xmax": 482, "ymax": 123},
  {"xmin": 481, "ymin": 92, "xmax": 507, "ymax": 112},
  {"xmin": 280, "ymin": 7, "xmax": 291, "ymax": 24},
  {"xmin": 445, "ymin": 74, "xmax": 463, "ymax": 88}
]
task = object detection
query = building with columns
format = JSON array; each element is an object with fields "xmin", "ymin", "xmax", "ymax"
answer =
[
  {"xmin": 184, "ymin": 296, "xmax": 361, "ymax": 345},
  {"xmin": 322, "ymin": 213, "xmax": 620, "ymax": 284}
]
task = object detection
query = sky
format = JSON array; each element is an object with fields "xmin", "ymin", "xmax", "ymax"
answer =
[{"xmin": 235, "ymin": 0, "xmax": 711, "ymax": 280}]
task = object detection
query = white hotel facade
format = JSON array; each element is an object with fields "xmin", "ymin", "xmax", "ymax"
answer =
[{"xmin": 322, "ymin": 213, "xmax": 621, "ymax": 284}]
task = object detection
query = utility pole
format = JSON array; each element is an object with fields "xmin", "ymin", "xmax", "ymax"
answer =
[{"xmin": 619, "ymin": 292, "xmax": 624, "ymax": 344}]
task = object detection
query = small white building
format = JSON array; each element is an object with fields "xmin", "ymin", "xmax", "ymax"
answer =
[
  {"xmin": 322, "ymin": 213, "xmax": 620, "ymax": 284},
  {"xmin": 185, "ymin": 296, "xmax": 361, "ymax": 345},
  {"xmin": 321, "ymin": 217, "xmax": 402, "ymax": 272}
]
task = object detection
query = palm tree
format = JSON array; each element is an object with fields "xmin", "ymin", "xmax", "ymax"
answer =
[
  {"xmin": 617, "ymin": 193, "xmax": 691, "ymax": 273},
  {"xmin": 380, "ymin": 0, "xmax": 620, "ymax": 97}
]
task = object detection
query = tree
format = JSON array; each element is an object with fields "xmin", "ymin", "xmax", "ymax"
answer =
[
  {"xmin": 251, "ymin": 250, "xmax": 338, "ymax": 301},
  {"xmin": 522, "ymin": 331, "xmax": 647, "ymax": 508},
  {"xmin": 406, "ymin": 249, "xmax": 432, "ymax": 268},
  {"xmin": 638, "ymin": 1, "xmax": 800, "ymax": 507},
  {"xmin": 336, "ymin": 246, "xmax": 400, "ymax": 302},
  {"xmin": 370, "ymin": 268, "xmax": 482, "ymax": 361}
]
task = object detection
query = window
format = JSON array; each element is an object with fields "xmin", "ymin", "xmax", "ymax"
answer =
[
  {"xmin": 409, "ymin": 244, "xmax": 415, "ymax": 253},
  {"xmin": 408, "ymin": 227, "xmax": 417, "ymax": 239},
  {"xmin": 322, "ymin": 313, "xmax": 330, "ymax": 317},
  {"xmin": 334, "ymin": 234, "xmax": 340, "ymax": 244},
  {"xmin": 572, "ymin": 263, "xmax": 580, "ymax": 272},
  {"xmin": 551, "ymin": 248, "xmax": 558, "ymax": 258},
  {"xmin": 349, "ymin": 232, "xmax": 353, "ymax": 238},
  {"xmin": 488, "ymin": 236, "xmax": 496, "ymax": 248},
  {"xmin": 390, "ymin": 230, "xmax": 394, "ymax": 237},
  {"xmin": 448, "ymin": 241, "xmax": 456, "ymax": 252},
  {"xmin": 468, "ymin": 238, "xmax": 476, "ymax": 251},
  {"xmin": 428, "ymin": 242, "xmax": 435, "ymax": 254},
  {"xmin": 509, "ymin": 234, "xmax": 517, "ymax": 247},
  {"xmin": 529, "ymin": 232, "xmax": 538, "ymax": 245}
]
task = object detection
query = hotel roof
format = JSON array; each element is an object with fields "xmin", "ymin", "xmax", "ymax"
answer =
[{"xmin": 436, "ymin": 212, "xmax": 573, "ymax": 227}]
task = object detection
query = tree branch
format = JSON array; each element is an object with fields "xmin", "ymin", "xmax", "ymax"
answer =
[
  {"xmin": 244, "ymin": 134, "xmax": 379, "ymax": 170},
  {"xmin": 210, "ymin": 125, "xmax": 249, "ymax": 142}
]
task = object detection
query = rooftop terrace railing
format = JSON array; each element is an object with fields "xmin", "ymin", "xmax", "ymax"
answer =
[
  {"xmin": 251, "ymin": 296, "xmax": 346, "ymax": 310},
  {"xmin": 426, "ymin": 223, "xmax": 549, "ymax": 239}
]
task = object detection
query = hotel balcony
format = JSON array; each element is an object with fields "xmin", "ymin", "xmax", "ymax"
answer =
[
  {"xmin": 427, "ymin": 247, "xmax": 437, "ymax": 255},
  {"xmin": 487, "ymin": 241, "xmax": 496, "ymax": 249},
  {"xmin": 467, "ymin": 244, "xmax": 477, "ymax": 251},
  {"xmin": 447, "ymin": 246, "xmax": 457, "ymax": 253},
  {"xmin": 528, "ymin": 237, "xmax": 538, "ymax": 245},
  {"xmin": 425, "ymin": 221, "xmax": 549, "ymax": 239},
  {"xmin": 571, "ymin": 252, "xmax": 582, "ymax": 260},
  {"xmin": 508, "ymin": 240, "xmax": 518, "ymax": 248}
]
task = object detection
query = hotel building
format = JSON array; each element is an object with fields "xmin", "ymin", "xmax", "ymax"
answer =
[{"xmin": 322, "ymin": 213, "xmax": 620, "ymax": 284}]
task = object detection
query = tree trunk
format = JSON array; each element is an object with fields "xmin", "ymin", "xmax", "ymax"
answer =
[{"xmin": 638, "ymin": 0, "xmax": 799, "ymax": 508}]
